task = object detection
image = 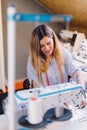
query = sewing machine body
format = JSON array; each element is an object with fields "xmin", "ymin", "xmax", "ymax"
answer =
[
  {"xmin": 60, "ymin": 30, "xmax": 87, "ymax": 64},
  {"xmin": 3, "ymin": 82, "xmax": 83, "ymax": 125}
]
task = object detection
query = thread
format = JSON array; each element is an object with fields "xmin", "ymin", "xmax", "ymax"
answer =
[{"xmin": 27, "ymin": 97, "xmax": 43, "ymax": 124}]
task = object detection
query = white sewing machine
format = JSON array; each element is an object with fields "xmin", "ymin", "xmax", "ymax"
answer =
[
  {"xmin": 3, "ymin": 82, "xmax": 84, "ymax": 128},
  {"xmin": 60, "ymin": 30, "xmax": 87, "ymax": 64},
  {"xmin": 60, "ymin": 30, "xmax": 86, "ymax": 47},
  {"xmin": 73, "ymin": 39, "xmax": 87, "ymax": 64}
]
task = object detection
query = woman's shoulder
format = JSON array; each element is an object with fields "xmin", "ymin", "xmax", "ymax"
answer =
[
  {"xmin": 62, "ymin": 46, "xmax": 74, "ymax": 64},
  {"xmin": 62, "ymin": 46, "xmax": 70, "ymax": 52},
  {"xmin": 62, "ymin": 46, "xmax": 71, "ymax": 56},
  {"xmin": 27, "ymin": 56, "xmax": 36, "ymax": 72},
  {"xmin": 27, "ymin": 57, "xmax": 32, "ymax": 68}
]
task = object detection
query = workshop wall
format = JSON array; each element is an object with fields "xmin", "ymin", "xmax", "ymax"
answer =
[{"xmin": 2, "ymin": 0, "xmax": 65, "ymax": 80}]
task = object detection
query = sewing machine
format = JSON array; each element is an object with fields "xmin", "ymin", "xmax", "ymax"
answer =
[
  {"xmin": 60, "ymin": 30, "xmax": 87, "ymax": 64},
  {"xmin": 60, "ymin": 30, "xmax": 86, "ymax": 47},
  {"xmin": 72, "ymin": 39, "xmax": 87, "ymax": 64},
  {"xmin": 3, "ymin": 82, "xmax": 84, "ymax": 128}
]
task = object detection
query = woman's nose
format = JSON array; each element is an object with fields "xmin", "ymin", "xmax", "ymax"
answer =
[{"xmin": 45, "ymin": 45, "xmax": 49, "ymax": 50}]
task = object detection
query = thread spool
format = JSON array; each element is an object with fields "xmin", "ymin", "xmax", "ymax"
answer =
[
  {"xmin": 27, "ymin": 97, "xmax": 43, "ymax": 124},
  {"xmin": 55, "ymin": 105, "xmax": 64, "ymax": 118}
]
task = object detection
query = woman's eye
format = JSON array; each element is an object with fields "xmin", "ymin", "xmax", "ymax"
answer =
[{"xmin": 47, "ymin": 42, "xmax": 51, "ymax": 45}]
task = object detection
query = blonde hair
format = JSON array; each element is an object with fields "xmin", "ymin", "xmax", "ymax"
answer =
[{"xmin": 29, "ymin": 24, "xmax": 64, "ymax": 84}]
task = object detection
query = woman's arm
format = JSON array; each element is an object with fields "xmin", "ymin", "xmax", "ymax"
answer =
[{"xmin": 72, "ymin": 69, "xmax": 85, "ymax": 90}]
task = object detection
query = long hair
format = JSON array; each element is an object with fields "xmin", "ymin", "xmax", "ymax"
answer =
[{"xmin": 29, "ymin": 24, "xmax": 64, "ymax": 84}]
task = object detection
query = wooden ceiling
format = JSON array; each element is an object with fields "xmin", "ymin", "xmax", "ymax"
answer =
[{"xmin": 36, "ymin": 0, "xmax": 87, "ymax": 36}]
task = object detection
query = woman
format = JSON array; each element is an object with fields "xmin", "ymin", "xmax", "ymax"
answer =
[
  {"xmin": 27, "ymin": 24, "xmax": 85, "ymax": 89},
  {"xmin": 27, "ymin": 24, "xmax": 86, "ymax": 108}
]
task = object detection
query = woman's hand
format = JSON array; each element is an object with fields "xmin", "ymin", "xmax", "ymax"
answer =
[
  {"xmin": 79, "ymin": 100, "xmax": 87, "ymax": 109},
  {"xmin": 31, "ymin": 80, "xmax": 37, "ymax": 88},
  {"xmin": 79, "ymin": 89, "xmax": 87, "ymax": 109}
]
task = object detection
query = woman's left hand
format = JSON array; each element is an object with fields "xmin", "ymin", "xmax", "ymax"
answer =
[{"xmin": 79, "ymin": 100, "xmax": 87, "ymax": 109}]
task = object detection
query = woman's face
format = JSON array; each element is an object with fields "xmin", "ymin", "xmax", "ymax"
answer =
[{"xmin": 40, "ymin": 36, "xmax": 54, "ymax": 58}]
